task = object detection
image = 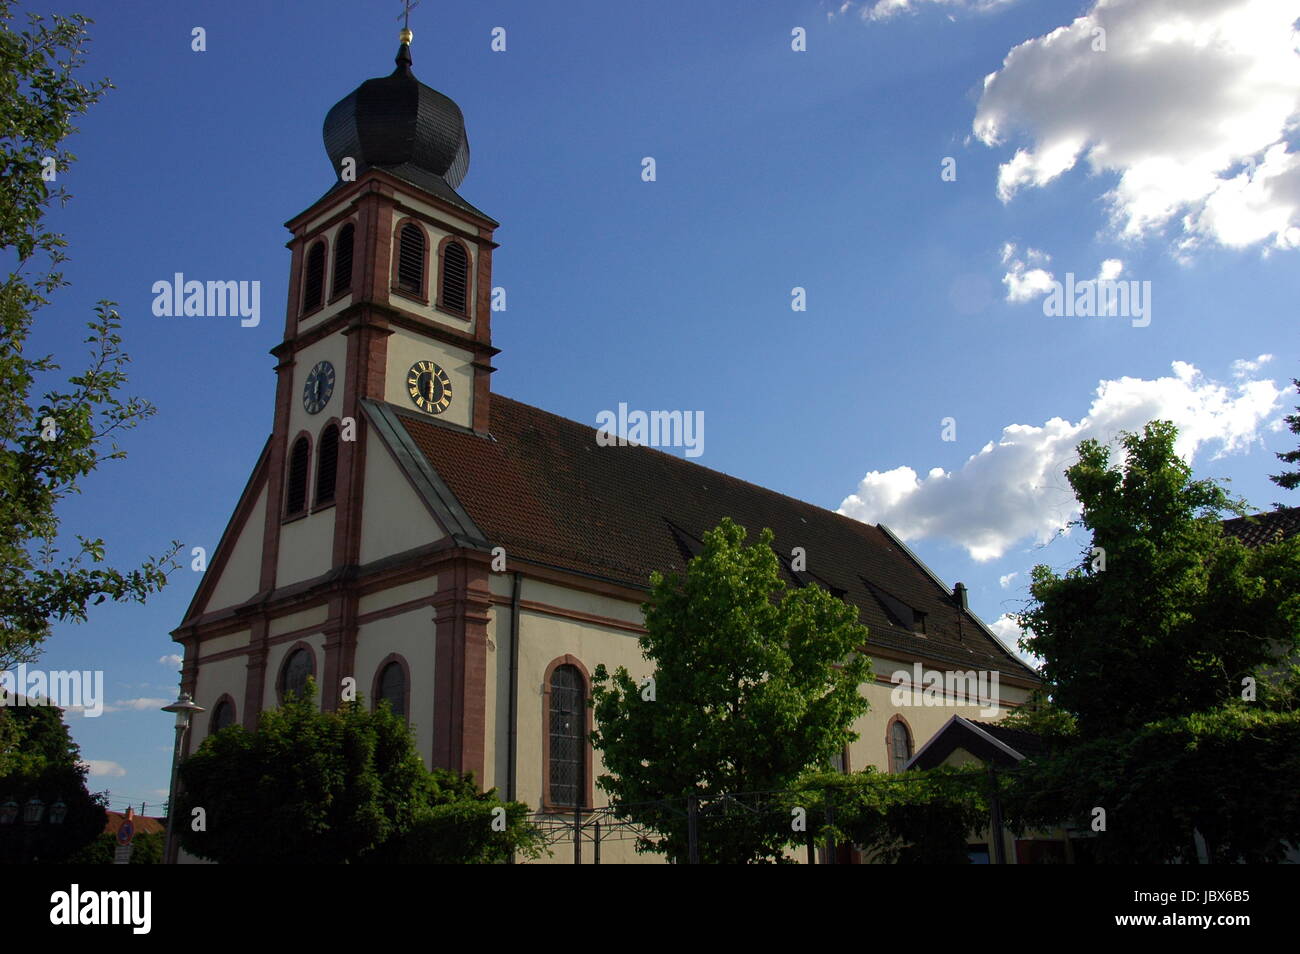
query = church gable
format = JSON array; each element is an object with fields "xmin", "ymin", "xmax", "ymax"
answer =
[
  {"xmin": 358, "ymin": 399, "xmax": 485, "ymax": 562},
  {"xmin": 184, "ymin": 439, "xmax": 271, "ymax": 620}
]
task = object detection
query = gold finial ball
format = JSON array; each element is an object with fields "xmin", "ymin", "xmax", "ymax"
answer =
[{"xmin": 400, "ymin": 27, "xmax": 413, "ymax": 44}]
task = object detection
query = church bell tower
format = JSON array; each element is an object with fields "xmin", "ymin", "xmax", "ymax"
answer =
[{"xmin": 256, "ymin": 29, "xmax": 499, "ymax": 710}]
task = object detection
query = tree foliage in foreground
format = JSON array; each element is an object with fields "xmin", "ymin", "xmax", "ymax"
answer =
[
  {"xmin": 0, "ymin": 702, "xmax": 106, "ymax": 863},
  {"xmin": 0, "ymin": 1, "xmax": 178, "ymax": 670},
  {"xmin": 1015, "ymin": 420, "xmax": 1300, "ymax": 739},
  {"xmin": 177, "ymin": 682, "xmax": 543, "ymax": 864},
  {"xmin": 592, "ymin": 517, "xmax": 871, "ymax": 863}
]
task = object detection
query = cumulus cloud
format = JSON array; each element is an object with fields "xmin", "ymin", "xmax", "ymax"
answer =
[
  {"xmin": 94, "ymin": 697, "xmax": 170, "ymax": 715},
  {"xmin": 838, "ymin": 361, "xmax": 1287, "ymax": 560},
  {"xmin": 1001, "ymin": 242, "xmax": 1056, "ymax": 302},
  {"xmin": 158, "ymin": 654, "xmax": 182, "ymax": 668},
  {"xmin": 81, "ymin": 760, "xmax": 127, "ymax": 778},
  {"xmin": 974, "ymin": 0, "xmax": 1300, "ymax": 253},
  {"xmin": 998, "ymin": 572, "xmax": 1019, "ymax": 588}
]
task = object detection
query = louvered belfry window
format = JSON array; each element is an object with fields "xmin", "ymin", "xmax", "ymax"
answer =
[
  {"xmin": 440, "ymin": 241, "xmax": 469, "ymax": 314},
  {"xmin": 286, "ymin": 436, "xmax": 310, "ymax": 515},
  {"xmin": 315, "ymin": 424, "xmax": 339, "ymax": 505},
  {"xmin": 302, "ymin": 240, "xmax": 326, "ymax": 312},
  {"xmin": 548, "ymin": 665, "xmax": 585, "ymax": 807},
  {"xmin": 397, "ymin": 223, "xmax": 425, "ymax": 295},
  {"xmin": 331, "ymin": 223, "xmax": 354, "ymax": 297}
]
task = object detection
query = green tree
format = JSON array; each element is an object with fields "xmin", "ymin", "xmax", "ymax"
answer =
[
  {"xmin": 177, "ymin": 681, "xmax": 541, "ymax": 864},
  {"xmin": 591, "ymin": 517, "xmax": 871, "ymax": 863},
  {"xmin": 0, "ymin": 2, "xmax": 178, "ymax": 670},
  {"xmin": 1271, "ymin": 376, "xmax": 1300, "ymax": 494},
  {"xmin": 1016, "ymin": 421, "xmax": 1300, "ymax": 738},
  {"xmin": 0, "ymin": 703, "xmax": 107, "ymax": 863}
]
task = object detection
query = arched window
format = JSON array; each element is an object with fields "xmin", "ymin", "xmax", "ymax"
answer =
[
  {"xmin": 302, "ymin": 240, "xmax": 326, "ymax": 312},
  {"xmin": 331, "ymin": 223, "xmax": 354, "ymax": 298},
  {"xmin": 285, "ymin": 436, "xmax": 310, "ymax": 516},
  {"xmin": 439, "ymin": 240, "xmax": 469, "ymax": 314},
  {"xmin": 889, "ymin": 718, "xmax": 913, "ymax": 773},
  {"xmin": 210, "ymin": 697, "xmax": 236, "ymax": 734},
  {"xmin": 548, "ymin": 663, "xmax": 585, "ymax": 808},
  {"xmin": 396, "ymin": 223, "xmax": 426, "ymax": 295},
  {"xmin": 280, "ymin": 647, "xmax": 314, "ymax": 701},
  {"xmin": 376, "ymin": 661, "xmax": 407, "ymax": 718},
  {"xmin": 315, "ymin": 423, "xmax": 339, "ymax": 506}
]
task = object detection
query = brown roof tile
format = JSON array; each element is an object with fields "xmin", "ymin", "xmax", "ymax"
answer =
[
  {"xmin": 389, "ymin": 395, "xmax": 1038, "ymax": 680},
  {"xmin": 1221, "ymin": 507, "xmax": 1300, "ymax": 549}
]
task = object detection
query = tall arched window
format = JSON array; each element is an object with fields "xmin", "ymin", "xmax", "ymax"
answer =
[
  {"xmin": 280, "ymin": 647, "xmax": 314, "ymax": 701},
  {"xmin": 331, "ymin": 223, "xmax": 354, "ymax": 298},
  {"xmin": 547, "ymin": 663, "xmax": 585, "ymax": 808},
  {"xmin": 285, "ymin": 436, "xmax": 310, "ymax": 516},
  {"xmin": 889, "ymin": 718, "xmax": 913, "ymax": 773},
  {"xmin": 376, "ymin": 661, "xmax": 407, "ymax": 718},
  {"xmin": 210, "ymin": 697, "xmax": 236, "ymax": 734},
  {"xmin": 302, "ymin": 240, "xmax": 326, "ymax": 312},
  {"xmin": 315, "ymin": 423, "xmax": 339, "ymax": 506},
  {"xmin": 439, "ymin": 240, "xmax": 469, "ymax": 314},
  {"xmin": 396, "ymin": 223, "xmax": 426, "ymax": 295}
]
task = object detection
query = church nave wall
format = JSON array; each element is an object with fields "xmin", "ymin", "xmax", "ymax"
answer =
[
  {"xmin": 355, "ymin": 607, "xmax": 438, "ymax": 769},
  {"xmin": 263, "ymin": 632, "xmax": 328, "ymax": 713},
  {"xmin": 275, "ymin": 506, "xmax": 336, "ymax": 586},
  {"xmin": 190, "ymin": 654, "xmax": 250, "ymax": 750}
]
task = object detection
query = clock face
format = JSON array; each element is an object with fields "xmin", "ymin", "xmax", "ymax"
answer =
[
  {"xmin": 406, "ymin": 360, "xmax": 452, "ymax": 415},
  {"xmin": 303, "ymin": 360, "xmax": 335, "ymax": 414}
]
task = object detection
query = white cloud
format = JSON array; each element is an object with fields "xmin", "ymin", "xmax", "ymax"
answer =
[
  {"xmin": 1231, "ymin": 353, "xmax": 1274, "ymax": 377},
  {"xmin": 158, "ymin": 654, "xmax": 182, "ymax": 668},
  {"xmin": 988, "ymin": 614, "xmax": 1041, "ymax": 667},
  {"xmin": 838, "ymin": 360, "xmax": 1287, "ymax": 560},
  {"xmin": 974, "ymin": 0, "xmax": 1300, "ymax": 253},
  {"xmin": 96, "ymin": 697, "xmax": 170, "ymax": 714},
  {"xmin": 1001, "ymin": 242, "xmax": 1056, "ymax": 302},
  {"xmin": 1097, "ymin": 258, "xmax": 1124, "ymax": 281},
  {"xmin": 998, "ymin": 572, "xmax": 1019, "ymax": 588},
  {"xmin": 81, "ymin": 760, "xmax": 127, "ymax": 778},
  {"xmin": 862, "ymin": 0, "xmax": 1019, "ymax": 21}
]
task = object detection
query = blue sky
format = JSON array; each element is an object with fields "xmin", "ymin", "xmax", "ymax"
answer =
[{"xmin": 15, "ymin": 0, "xmax": 1300, "ymax": 810}]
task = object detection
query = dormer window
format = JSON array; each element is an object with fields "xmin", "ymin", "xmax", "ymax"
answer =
[{"xmin": 302, "ymin": 240, "xmax": 326, "ymax": 312}]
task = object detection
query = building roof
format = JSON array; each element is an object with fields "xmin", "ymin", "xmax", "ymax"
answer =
[
  {"xmin": 102, "ymin": 810, "xmax": 165, "ymax": 837},
  {"xmin": 364, "ymin": 396, "xmax": 1039, "ymax": 682},
  {"xmin": 1221, "ymin": 507, "xmax": 1300, "ymax": 549},
  {"xmin": 906, "ymin": 715, "xmax": 1045, "ymax": 769}
]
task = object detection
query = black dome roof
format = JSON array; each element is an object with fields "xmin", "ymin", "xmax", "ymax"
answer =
[{"xmin": 323, "ymin": 40, "xmax": 473, "ymax": 196}]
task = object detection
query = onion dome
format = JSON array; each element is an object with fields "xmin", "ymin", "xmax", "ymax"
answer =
[{"xmin": 322, "ymin": 31, "xmax": 490, "ymax": 220}]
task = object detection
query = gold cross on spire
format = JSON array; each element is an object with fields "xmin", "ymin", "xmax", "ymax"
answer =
[{"xmin": 397, "ymin": 0, "xmax": 420, "ymax": 43}]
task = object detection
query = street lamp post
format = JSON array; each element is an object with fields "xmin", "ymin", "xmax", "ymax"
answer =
[{"xmin": 161, "ymin": 689, "xmax": 204, "ymax": 865}]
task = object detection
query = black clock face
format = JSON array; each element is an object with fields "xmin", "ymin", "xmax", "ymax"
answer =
[
  {"xmin": 406, "ymin": 360, "xmax": 452, "ymax": 415},
  {"xmin": 303, "ymin": 360, "xmax": 335, "ymax": 414}
]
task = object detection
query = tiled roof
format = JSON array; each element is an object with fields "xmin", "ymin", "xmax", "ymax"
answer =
[
  {"xmin": 103, "ymin": 811, "xmax": 165, "ymax": 837},
  {"xmin": 382, "ymin": 396, "xmax": 1038, "ymax": 681},
  {"xmin": 1221, "ymin": 507, "xmax": 1300, "ymax": 549},
  {"xmin": 971, "ymin": 721, "xmax": 1048, "ymax": 759}
]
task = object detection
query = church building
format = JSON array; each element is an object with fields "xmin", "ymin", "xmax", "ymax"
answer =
[{"xmin": 171, "ymin": 31, "xmax": 1040, "ymax": 863}]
